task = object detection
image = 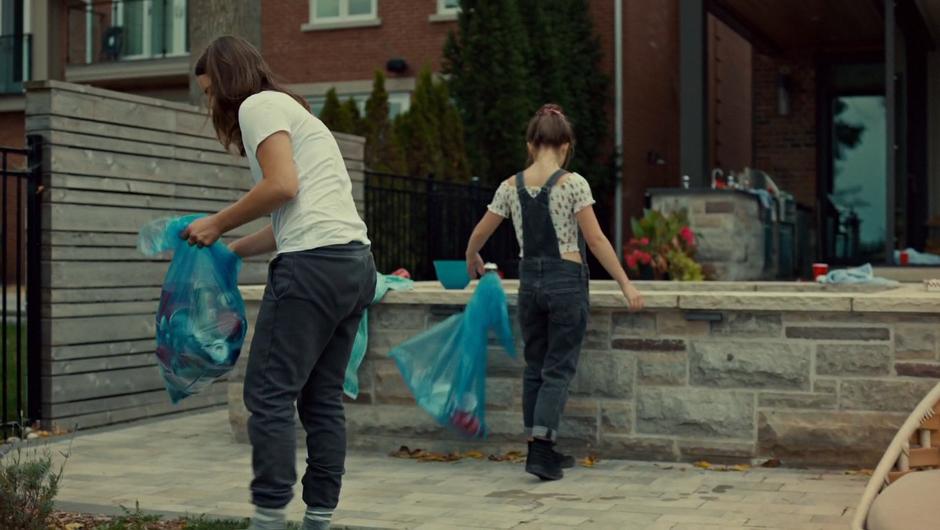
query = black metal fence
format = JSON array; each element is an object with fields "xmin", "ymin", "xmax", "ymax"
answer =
[
  {"xmin": 364, "ymin": 171, "xmax": 519, "ymax": 280},
  {"xmin": 1, "ymin": 138, "xmax": 42, "ymax": 437}
]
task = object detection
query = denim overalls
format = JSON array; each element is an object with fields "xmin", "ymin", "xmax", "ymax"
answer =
[{"xmin": 516, "ymin": 169, "xmax": 589, "ymax": 443}]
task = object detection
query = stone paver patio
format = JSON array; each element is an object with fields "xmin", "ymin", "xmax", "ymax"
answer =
[{"xmin": 44, "ymin": 408, "xmax": 867, "ymax": 529}]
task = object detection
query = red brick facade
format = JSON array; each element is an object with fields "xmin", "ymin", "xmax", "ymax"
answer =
[
  {"xmin": 619, "ymin": 0, "xmax": 681, "ymax": 224},
  {"xmin": 753, "ymin": 53, "xmax": 818, "ymax": 206},
  {"xmin": 0, "ymin": 111, "xmax": 26, "ymax": 282},
  {"xmin": 263, "ymin": 0, "xmax": 457, "ymax": 84}
]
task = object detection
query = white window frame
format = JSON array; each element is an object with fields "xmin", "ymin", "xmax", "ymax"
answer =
[
  {"xmin": 430, "ymin": 0, "xmax": 459, "ymax": 23},
  {"xmin": 303, "ymin": 0, "xmax": 380, "ymax": 32},
  {"xmin": 437, "ymin": 0, "xmax": 459, "ymax": 15},
  {"xmin": 112, "ymin": 0, "xmax": 188, "ymax": 61}
]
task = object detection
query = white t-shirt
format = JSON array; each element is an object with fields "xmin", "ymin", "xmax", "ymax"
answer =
[{"xmin": 238, "ymin": 91, "xmax": 369, "ymax": 253}]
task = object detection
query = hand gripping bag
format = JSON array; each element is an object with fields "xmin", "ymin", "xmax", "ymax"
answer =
[{"xmin": 138, "ymin": 215, "xmax": 247, "ymax": 403}]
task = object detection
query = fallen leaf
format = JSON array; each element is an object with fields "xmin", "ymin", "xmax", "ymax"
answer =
[
  {"xmin": 463, "ymin": 450, "xmax": 485, "ymax": 460},
  {"xmin": 580, "ymin": 455, "xmax": 600, "ymax": 468},
  {"xmin": 760, "ymin": 458, "xmax": 782, "ymax": 468},
  {"xmin": 731, "ymin": 464, "xmax": 751, "ymax": 472},
  {"xmin": 416, "ymin": 451, "xmax": 461, "ymax": 463},
  {"xmin": 488, "ymin": 451, "xmax": 525, "ymax": 463},
  {"xmin": 694, "ymin": 460, "xmax": 712, "ymax": 470}
]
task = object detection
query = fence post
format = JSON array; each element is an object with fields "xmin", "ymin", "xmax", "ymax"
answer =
[
  {"xmin": 425, "ymin": 173, "xmax": 435, "ymax": 278},
  {"xmin": 26, "ymin": 134, "xmax": 43, "ymax": 425}
]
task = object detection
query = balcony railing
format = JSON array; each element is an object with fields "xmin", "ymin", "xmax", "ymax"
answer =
[
  {"xmin": 67, "ymin": 0, "xmax": 188, "ymax": 66},
  {"xmin": 0, "ymin": 34, "xmax": 32, "ymax": 95}
]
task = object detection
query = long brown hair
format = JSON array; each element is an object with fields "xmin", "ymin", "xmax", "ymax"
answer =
[
  {"xmin": 526, "ymin": 103, "xmax": 575, "ymax": 167},
  {"xmin": 194, "ymin": 36, "xmax": 309, "ymax": 156}
]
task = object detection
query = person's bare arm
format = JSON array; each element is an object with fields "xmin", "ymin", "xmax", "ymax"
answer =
[
  {"xmin": 465, "ymin": 211, "xmax": 505, "ymax": 278},
  {"xmin": 182, "ymin": 132, "xmax": 298, "ymax": 246},
  {"xmin": 577, "ymin": 206, "xmax": 644, "ymax": 310},
  {"xmin": 229, "ymin": 225, "xmax": 277, "ymax": 258}
]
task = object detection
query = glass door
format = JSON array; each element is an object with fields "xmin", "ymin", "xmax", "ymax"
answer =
[{"xmin": 829, "ymin": 95, "xmax": 887, "ymax": 263}]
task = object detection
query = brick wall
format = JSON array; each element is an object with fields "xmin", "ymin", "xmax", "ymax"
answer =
[
  {"xmin": 1, "ymin": 111, "xmax": 26, "ymax": 283},
  {"xmin": 0, "ymin": 111, "xmax": 25, "ymax": 149},
  {"xmin": 753, "ymin": 54, "xmax": 818, "ymax": 207},
  {"xmin": 620, "ymin": 0, "xmax": 681, "ymax": 228},
  {"xmin": 262, "ymin": 0, "xmax": 456, "ymax": 84}
]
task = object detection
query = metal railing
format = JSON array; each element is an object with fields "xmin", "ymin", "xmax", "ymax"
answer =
[
  {"xmin": 0, "ymin": 34, "xmax": 31, "ymax": 94},
  {"xmin": 365, "ymin": 172, "xmax": 519, "ymax": 280},
  {"xmin": 1, "ymin": 137, "xmax": 43, "ymax": 437},
  {"xmin": 67, "ymin": 0, "xmax": 189, "ymax": 65}
]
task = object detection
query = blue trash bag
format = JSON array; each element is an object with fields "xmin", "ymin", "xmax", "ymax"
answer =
[
  {"xmin": 344, "ymin": 273, "xmax": 414, "ymax": 399},
  {"xmin": 138, "ymin": 214, "xmax": 248, "ymax": 404},
  {"xmin": 389, "ymin": 273, "xmax": 515, "ymax": 438}
]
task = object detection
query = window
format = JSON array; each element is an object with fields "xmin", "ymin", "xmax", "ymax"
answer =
[
  {"xmin": 0, "ymin": 0, "xmax": 31, "ymax": 94},
  {"xmin": 308, "ymin": 91, "xmax": 411, "ymax": 120},
  {"xmin": 430, "ymin": 0, "xmax": 459, "ymax": 22},
  {"xmin": 305, "ymin": 0, "xmax": 379, "ymax": 31},
  {"xmin": 112, "ymin": 0, "xmax": 187, "ymax": 60},
  {"xmin": 438, "ymin": 0, "xmax": 459, "ymax": 15}
]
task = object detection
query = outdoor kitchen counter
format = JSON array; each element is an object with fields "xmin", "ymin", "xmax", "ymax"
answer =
[
  {"xmin": 232, "ymin": 281, "xmax": 940, "ymax": 467},
  {"xmin": 240, "ymin": 280, "xmax": 940, "ymax": 313}
]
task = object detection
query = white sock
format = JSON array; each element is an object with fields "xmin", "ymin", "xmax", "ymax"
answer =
[
  {"xmin": 302, "ymin": 506, "xmax": 333, "ymax": 530},
  {"xmin": 251, "ymin": 506, "xmax": 287, "ymax": 530}
]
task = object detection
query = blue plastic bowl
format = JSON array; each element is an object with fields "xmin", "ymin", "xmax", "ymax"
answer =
[{"xmin": 433, "ymin": 260, "xmax": 470, "ymax": 290}]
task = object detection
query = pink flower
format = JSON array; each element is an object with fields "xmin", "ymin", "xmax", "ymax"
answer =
[
  {"xmin": 626, "ymin": 253, "xmax": 639, "ymax": 270},
  {"xmin": 640, "ymin": 237, "xmax": 650, "ymax": 247},
  {"xmin": 638, "ymin": 251, "xmax": 652, "ymax": 265},
  {"xmin": 680, "ymin": 226, "xmax": 696, "ymax": 246}
]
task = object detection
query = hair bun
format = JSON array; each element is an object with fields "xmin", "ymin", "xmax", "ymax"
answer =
[{"xmin": 537, "ymin": 103, "xmax": 565, "ymax": 118}]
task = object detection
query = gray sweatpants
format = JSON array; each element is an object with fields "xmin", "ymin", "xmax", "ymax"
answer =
[{"xmin": 244, "ymin": 243, "xmax": 376, "ymax": 510}]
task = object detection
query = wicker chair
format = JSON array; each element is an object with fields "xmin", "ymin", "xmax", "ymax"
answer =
[{"xmin": 852, "ymin": 382, "xmax": 940, "ymax": 530}]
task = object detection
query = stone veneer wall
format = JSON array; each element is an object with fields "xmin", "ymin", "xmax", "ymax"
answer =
[
  {"xmin": 230, "ymin": 295, "xmax": 940, "ymax": 468},
  {"xmin": 651, "ymin": 191, "xmax": 771, "ymax": 281}
]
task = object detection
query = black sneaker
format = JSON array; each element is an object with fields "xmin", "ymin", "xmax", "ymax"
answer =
[
  {"xmin": 526, "ymin": 439, "xmax": 564, "ymax": 480},
  {"xmin": 528, "ymin": 441, "xmax": 575, "ymax": 469}
]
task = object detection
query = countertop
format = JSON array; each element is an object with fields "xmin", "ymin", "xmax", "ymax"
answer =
[{"xmin": 240, "ymin": 281, "xmax": 940, "ymax": 313}]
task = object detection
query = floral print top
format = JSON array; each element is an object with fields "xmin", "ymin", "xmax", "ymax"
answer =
[{"xmin": 487, "ymin": 172, "xmax": 596, "ymax": 257}]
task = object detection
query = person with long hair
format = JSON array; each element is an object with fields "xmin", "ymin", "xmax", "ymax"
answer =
[
  {"xmin": 465, "ymin": 104, "xmax": 644, "ymax": 481},
  {"xmin": 184, "ymin": 36, "xmax": 375, "ymax": 530}
]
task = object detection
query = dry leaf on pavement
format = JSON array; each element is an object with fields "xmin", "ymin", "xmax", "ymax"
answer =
[
  {"xmin": 579, "ymin": 455, "xmax": 599, "ymax": 468},
  {"xmin": 488, "ymin": 451, "xmax": 525, "ymax": 463}
]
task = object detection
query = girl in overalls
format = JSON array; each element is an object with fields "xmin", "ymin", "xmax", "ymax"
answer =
[{"xmin": 466, "ymin": 104, "xmax": 644, "ymax": 480}]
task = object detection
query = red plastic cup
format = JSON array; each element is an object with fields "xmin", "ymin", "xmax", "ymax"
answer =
[
  {"xmin": 812, "ymin": 263, "xmax": 829, "ymax": 280},
  {"xmin": 900, "ymin": 251, "xmax": 910, "ymax": 266}
]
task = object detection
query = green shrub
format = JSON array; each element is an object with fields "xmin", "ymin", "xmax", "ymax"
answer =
[{"xmin": 0, "ymin": 444, "xmax": 67, "ymax": 529}]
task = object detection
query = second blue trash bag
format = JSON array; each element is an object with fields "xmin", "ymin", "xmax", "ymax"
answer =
[
  {"xmin": 389, "ymin": 273, "xmax": 515, "ymax": 438},
  {"xmin": 138, "ymin": 215, "xmax": 248, "ymax": 404},
  {"xmin": 344, "ymin": 272, "xmax": 414, "ymax": 399}
]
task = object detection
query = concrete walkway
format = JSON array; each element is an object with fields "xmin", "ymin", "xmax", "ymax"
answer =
[{"xmin": 43, "ymin": 409, "xmax": 867, "ymax": 529}]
